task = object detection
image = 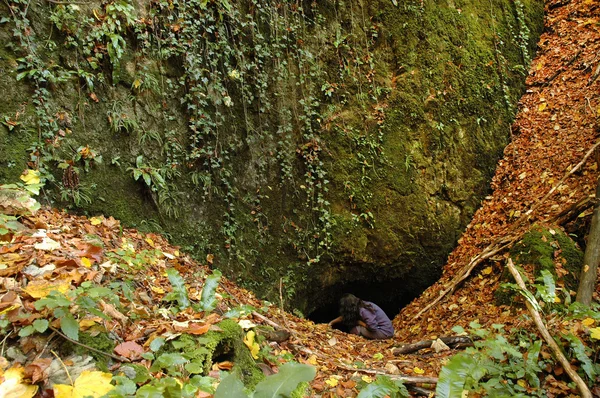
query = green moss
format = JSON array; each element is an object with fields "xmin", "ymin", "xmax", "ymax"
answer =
[
  {"xmin": 166, "ymin": 319, "xmax": 263, "ymax": 388},
  {"xmin": 496, "ymin": 225, "xmax": 583, "ymax": 305},
  {"xmin": 70, "ymin": 330, "xmax": 116, "ymax": 371}
]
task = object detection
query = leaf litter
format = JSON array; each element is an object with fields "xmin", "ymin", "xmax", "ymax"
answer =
[{"xmin": 0, "ymin": 0, "xmax": 599, "ymax": 396}]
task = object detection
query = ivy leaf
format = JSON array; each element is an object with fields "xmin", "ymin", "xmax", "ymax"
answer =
[{"xmin": 60, "ymin": 313, "xmax": 79, "ymax": 341}]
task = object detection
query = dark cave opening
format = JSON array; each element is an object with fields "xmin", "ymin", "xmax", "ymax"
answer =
[{"xmin": 306, "ymin": 277, "xmax": 426, "ymax": 326}]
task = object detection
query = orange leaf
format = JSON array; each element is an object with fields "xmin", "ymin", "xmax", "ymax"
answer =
[{"xmin": 187, "ymin": 322, "xmax": 211, "ymax": 335}]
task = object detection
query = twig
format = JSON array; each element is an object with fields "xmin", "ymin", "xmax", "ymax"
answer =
[
  {"xmin": 35, "ymin": 331, "xmax": 56, "ymax": 360},
  {"xmin": 531, "ymin": 50, "xmax": 581, "ymax": 87},
  {"xmin": 413, "ymin": 238, "xmax": 515, "ymax": 320},
  {"xmin": 251, "ymin": 311, "xmax": 289, "ymax": 331},
  {"xmin": 49, "ymin": 326, "xmax": 130, "ymax": 363},
  {"xmin": 51, "ymin": 349, "xmax": 73, "ymax": 386},
  {"xmin": 507, "ymin": 258, "xmax": 592, "ymax": 398},
  {"xmin": 525, "ymin": 139, "xmax": 600, "ymax": 217},
  {"xmin": 335, "ymin": 362, "xmax": 438, "ymax": 385}
]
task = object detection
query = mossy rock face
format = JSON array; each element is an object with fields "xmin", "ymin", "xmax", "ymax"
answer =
[
  {"xmin": 0, "ymin": 0, "xmax": 544, "ymax": 314},
  {"xmin": 495, "ymin": 224, "xmax": 583, "ymax": 305}
]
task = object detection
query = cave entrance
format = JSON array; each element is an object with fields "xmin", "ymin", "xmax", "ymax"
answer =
[{"xmin": 306, "ymin": 277, "xmax": 424, "ymax": 326}]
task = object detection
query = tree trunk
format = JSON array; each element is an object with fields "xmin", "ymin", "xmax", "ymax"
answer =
[{"xmin": 576, "ymin": 178, "xmax": 600, "ymax": 306}]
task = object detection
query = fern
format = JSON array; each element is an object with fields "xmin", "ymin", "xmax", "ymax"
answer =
[
  {"xmin": 164, "ymin": 268, "xmax": 190, "ymax": 310},
  {"xmin": 200, "ymin": 269, "xmax": 222, "ymax": 312}
]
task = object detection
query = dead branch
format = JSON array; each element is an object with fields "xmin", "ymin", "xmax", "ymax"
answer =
[
  {"xmin": 413, "ymin": 237, "xmax": 515, "ymax": 320},
  {"xmin": 335, "ymin": 362, "xmax": 438, "ymax": 385},
  {"xmin": 507, "ymin": 259, "xmax": 592, "ymax": 398},
  {"xmin": 392, "ymin": 336, "xmax": 477, "ymax": 355}
]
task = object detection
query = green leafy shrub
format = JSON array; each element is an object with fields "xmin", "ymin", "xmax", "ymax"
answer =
[
  {"xmin": 436, "ymin": 323, "xmax": 550, "ymax": 398},
  {"xmin": 214, "ymin": 362, "xmax": 316, "ymax": 398}
]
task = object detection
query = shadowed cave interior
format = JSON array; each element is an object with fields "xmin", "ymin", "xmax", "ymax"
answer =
[{"xmin": 306, "ymin": 277, "xmax": 430, "ymax": 327}]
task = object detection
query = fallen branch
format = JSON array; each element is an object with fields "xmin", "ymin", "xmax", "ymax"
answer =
[
  {"xmin": 50, "ymin": 326, "xmax": 130, "ymax": 363},
  {"xmin": 414, "ymin": 139, "xmax": 600, "ymax": 320},
  {"xmin": 413, "ymin": 237, "xmax": 515, "ymax": 320},
  {"xmin": 506, "ymin": 259, "xmax": 592, "ymax": 398},
  {"xmin": 392, "ymin": 336, "xmax": 477, "ymax": 355},
  {"xmin": 335, "ymin": 362, "xmax": 438, "ymax": 385}
]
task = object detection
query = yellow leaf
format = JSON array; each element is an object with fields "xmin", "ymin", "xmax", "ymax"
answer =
[
  {"xmin": 536, "ymin": 61, "xmax": 544, "ymax": 71},
  {"xmin": 0, "ymin": 366, "xmax": 38, "ymax": 398},
  {"xmin": 413, "ymin": 367, "xmax": 425, "ymax": 374},
  {"xmin": 517, "ymin": 379, "xmax": 528, "ymax": 388},
  {"xmin": 243, "ymin": 330, "xmax": 260, "ymax": 359},
  {"xmin": 482, "ymin": 266, "xmax": 493, "ymax": 275},
  {"xmin": 325, "ymin": 377, "xmax": 338, "ymax": 387},
  {"xmin": 151, "ymin": 285, "xmax": 165, "ymax": 294},
  {"xmin": 582, "ymin": 318, "xmax": 595, "ymax": 327},
  {"xmin": 81, "ymin": 257, "xmax": 92, "ymax": 268},
  {"xmin": 145, "ymin": 237, "xmax": 155, "ymax": 247},
  {"xmin": 23, "ymin": 279, "xmax": 71, "ymax": 299},
  {"xmin": 53, "ymin": 371, "xmax": 114, "ymax": 398},
  {"xmin": 20, "ymin": 169, "xmax": 40, "ymax": 185},
  {"xmin": 361, "ymin": 376, "xmax": 373, "ymax": 383},
  {"xmin": 590, "ymin": 327, "xmax": 600, "ymax": 340},
  {"xmin": 132, "ymin": 79, "xmax": 142, "ymax": 89},
  {"xmin": 538, "ymin": 102, "xmax": 547, "ymax": 112},
  {"xmin": 307, "ymin": 355, "xmax": 318, "ymax": 365},
  {"xmin": 89, "ymin": 217, "xmax": 102, "ymax": 226},
  {"xmin": 79, "ymin": 319, "xmax": 97, "ymax": 329}
]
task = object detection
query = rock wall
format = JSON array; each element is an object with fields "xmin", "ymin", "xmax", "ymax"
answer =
[{"xmin": 0, "ymin": 0, "xmax": 544, "ymax": 314}]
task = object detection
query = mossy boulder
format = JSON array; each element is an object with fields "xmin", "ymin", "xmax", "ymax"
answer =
[{"xmin": 495, "ymin": 224, "xmax": 583, "ymax": 305}]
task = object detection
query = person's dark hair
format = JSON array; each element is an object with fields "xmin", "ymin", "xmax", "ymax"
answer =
[{"xmin": 339, "ymin": 294, "xmax": 362, "ymax": 327}]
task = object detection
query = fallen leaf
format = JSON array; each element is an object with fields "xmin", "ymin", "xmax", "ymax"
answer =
[
  {"xmin": 325, "ymin": 376, "xmax": 338, "ymax": 387},
  {"xmin": 590, "ymin": 327, "xmax": 600, "ymax": 340},
  {"xmin": 89, "ymin": 217, "xmax": 102, "ymax": 226},
  {"xmin": 20, "ymin": 169, "xmax": 40, "ymax": 185},
  {"xmin": 582, "ymin": 318, "xmax": 595, "ymax": 327},
  {"xmin": 114, "ymin": 341, "xmax": 144, "ymax": 360},
  {"xmin": 24, "ymin": 358, "xmax": 52, "ymax": 384},
  {"xmin": 361, "ymin": 375, "xmax": 373, "ymax": 383},
  {"xmin": 0, "ymin": 366, "xmax": 38, "ymax": 398},
  {"xmin": 431, "ymin": 338, "xmax": 450, "ymax": 352},
  {"xmin": 53, "ymin": 370, "xmax": 114, "ymax": 398},
  {"xmin": 23, "ymin": 279, "xmax": 71, "ymax": 299},
  {"xmin": 34, "ymin": 238, "xmax": 60, "ymax": 251},
  {"xmin": 186, "ymin": 322, "xmax": 211, "ymax": 335},
  {"xmin": 413, "ymin": 367, "xmax": 425, "ymax": 374},
  {"xmin": 243, "ymin": 330, "xmax": 260, "ymax": 359}
]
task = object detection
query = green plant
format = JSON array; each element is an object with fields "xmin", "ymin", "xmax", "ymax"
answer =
[
  {"xmin": 356, "ymin": 375, "xmax": 409, "ymax": 398},
  {"xmin": 436, "ymin": 323, "xmax": 550, "ymax": 398},
  {"xmin": 214, "ymin": 362, "xmax": 316, "ymax": 398}
]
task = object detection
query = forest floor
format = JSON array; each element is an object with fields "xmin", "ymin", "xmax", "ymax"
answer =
[{"xmin": 1, "ymin": 0, "xmax": 600, "ymax": 396}]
